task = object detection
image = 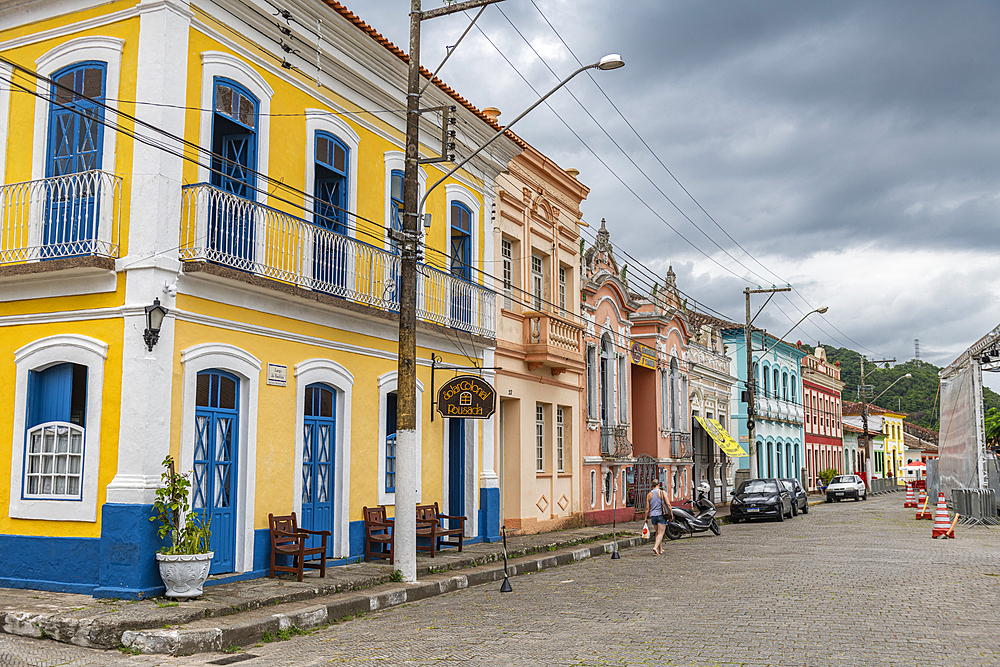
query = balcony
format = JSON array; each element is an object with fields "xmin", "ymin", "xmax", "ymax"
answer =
[
  {"xmin": 668, "ymin": 431, "xmax": 692, "ymax": 459},
  {"xmin": 0, "ymin": 171, "xmax": 121, "ymax": 265},
  {"xmin": 600, "ymin": 425, "xmax": 632, "ymax": 459},
  {"xmin": 179, "ymin": 183, "xmax": 496, "ymax": 338},
  {"xmin": 523, "ymin": 310, "xmax": 584, "ymax": 375}
]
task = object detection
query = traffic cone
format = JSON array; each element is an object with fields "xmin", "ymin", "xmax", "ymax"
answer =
[
  {"xmin": 932, "ymin": 492, "xmax": 953, "ymax": 538},
  {"xmin": 917, "ymin": 487, "xmax": 927, "ymax": 507},
  {"xmin": 916, "ymin": 495, "xmax": 932, "ymax": 520},
  {"xmin": 904, "ymin": 482, "xmax": 917, "ymax": 508}
]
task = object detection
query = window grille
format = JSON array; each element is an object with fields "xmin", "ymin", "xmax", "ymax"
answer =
[{"xmin": 24, "ymin": 422, "xmax": 85, "ymax": 499}]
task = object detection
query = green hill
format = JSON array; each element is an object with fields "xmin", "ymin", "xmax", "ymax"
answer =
[{"xmin": 799, "ymin": 344, "xmax": 1000, "ymax": 430}]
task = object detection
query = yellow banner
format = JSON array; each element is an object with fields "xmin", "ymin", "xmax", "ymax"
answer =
[{"xmin": 696, "ymin": 416, "xmax": 747, "ymax": 457}]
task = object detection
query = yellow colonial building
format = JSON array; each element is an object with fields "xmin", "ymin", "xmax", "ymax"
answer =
[{"xmin": 0, "ymin": 0, "xmax": 517, "ymax": 596}]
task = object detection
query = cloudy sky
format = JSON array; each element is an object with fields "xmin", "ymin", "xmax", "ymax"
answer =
[{"xmin": 354, "ymin": 1, "xmax": 1000, "ymax": 390}]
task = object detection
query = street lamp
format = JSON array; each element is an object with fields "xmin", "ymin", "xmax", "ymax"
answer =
[
  {"xmin": 395, "ymin": 3, "xmax": 625, "ymax": 584},
  {"xmin": 759, "ymin": 306, "xmax": 829, "ymax": 358}
]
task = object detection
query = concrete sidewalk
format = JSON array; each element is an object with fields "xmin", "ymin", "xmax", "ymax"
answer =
[{"xmin": 0, "ymin": 520, "xmax": 646, "ymax": 654}]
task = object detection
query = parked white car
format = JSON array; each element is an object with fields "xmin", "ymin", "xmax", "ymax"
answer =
[{"xmin": 826, "ymin": 475, "xmax": 867, "ymax": 502}]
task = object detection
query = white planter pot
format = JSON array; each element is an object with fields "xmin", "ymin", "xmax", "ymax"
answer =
[{"xmin": 155, "ymin": 551, "xmax": 214, "ymax": 599}]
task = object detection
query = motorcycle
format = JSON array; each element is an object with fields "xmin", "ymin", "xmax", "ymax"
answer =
[{"xmin": 666, "ymin": 481, "xmax": 721, "ymax": 540}]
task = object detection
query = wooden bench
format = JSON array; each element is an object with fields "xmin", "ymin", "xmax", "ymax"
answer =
[
  {"xmin": 363, "ymin": 505, "xmax": 394, "ymax": 564},
  {"xmin": 268, "ymin": 512, "xmax": 330, "ymax": 582},
  {"xmin": 415, "ymin": 503, "xmax": 465, "ymax": 557}
]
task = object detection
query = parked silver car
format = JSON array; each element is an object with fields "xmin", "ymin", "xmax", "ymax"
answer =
[{"xmin": 826, "ymin": 474, "xmax": 867, "ymax": 502}]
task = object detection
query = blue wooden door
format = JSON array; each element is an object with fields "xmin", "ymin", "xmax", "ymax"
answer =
[
  {"xmin": 301, "ymin": 383, "xmax": 336, "ymax": 558},
  {"xmin": 449, "ymin": 202, "xmax": 472, "ymax": 326},
  {"xmin": 193, "ymin": 370, "xmax": 239, "ymax": 574},
  {"xmin": 448, "ymin": 418, "xmax": 464, "ymax": 531},
  {"xmin": 45, "ymin": 63, "xmax": 105, "ymax": 257},
  {"xmin": 209, "ymin": 133, "xmax": 255, "ymax": 265},
  {"xmin": 313, "ymin": 177, "xmax": 348, "ymax": 292}
]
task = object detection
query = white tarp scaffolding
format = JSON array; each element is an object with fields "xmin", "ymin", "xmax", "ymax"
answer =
[{"xmin": 938, "ymin": 322, "xmax": 1000, "ymax": 501}]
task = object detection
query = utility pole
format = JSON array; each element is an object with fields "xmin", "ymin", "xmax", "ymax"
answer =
[
  {"xmin": 859, "ymin": 356, "xmax": 894, "ymax": 484},
  {"xmin": 397, "ymin": 0, "xmax": 504, "ymax": 584},
  {"xmin": 744, "ymin": 286, "xmax": 791, "ymax": 479}
]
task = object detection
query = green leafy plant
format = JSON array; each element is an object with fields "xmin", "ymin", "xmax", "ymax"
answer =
[
  {"xmin": 150, "ymin": 455, "xmax": 211, "ymax": 555},
  {"xmin": 389, "ymin": 569, "xmax": 404, "ymax": 582},
  {"xmin": 817, "ymin": 468, "xmax": 840, "ymax": 486}
]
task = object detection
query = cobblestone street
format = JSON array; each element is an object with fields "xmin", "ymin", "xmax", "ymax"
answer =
[{"xmin": 3, "ymin": 495, "xmax": 998, "ymax": 667}]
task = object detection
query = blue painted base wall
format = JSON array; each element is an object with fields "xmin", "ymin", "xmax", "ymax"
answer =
[
  {"xmin": 0, "ymin": 534, "xmax": 100, "ymax": 595},
  {"xmin": 3, "ymin": 506, "xmax": 500, "ymax": 596}
]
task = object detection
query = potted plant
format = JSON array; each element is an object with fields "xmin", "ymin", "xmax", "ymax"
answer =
[{"xmin": 150, "ymin": 455, "xmax": 213, "ymax": 599}]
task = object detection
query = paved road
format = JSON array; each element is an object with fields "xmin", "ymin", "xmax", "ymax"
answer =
[{"xmin": 3, "ymin": 495, "xmax": 998, "ymax": 667}]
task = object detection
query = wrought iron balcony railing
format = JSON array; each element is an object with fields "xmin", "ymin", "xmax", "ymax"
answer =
[
  {"xmin": 669, "ymin": 431, "xmax": 692, "ymax": 459},
  {"xmin": 179, "ymin": 183, "xmax": 496, "ymax": 338},
  {"xmin": 600, "ymin": 425, "xmax": 632, "ymax": 458},
  {"xmin": 0, "ymin": 170, "xmax": 121, "ymax": 264}
]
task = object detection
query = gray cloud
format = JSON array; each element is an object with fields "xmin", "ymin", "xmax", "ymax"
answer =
[{"xmin": 351, "ymin": 0, "xmax": 1000, "ymax": 369}]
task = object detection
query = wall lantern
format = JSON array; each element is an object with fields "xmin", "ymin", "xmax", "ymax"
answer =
[{"xmin": 144, "ymin": 298, "xmax": 169, "ymax": 351}]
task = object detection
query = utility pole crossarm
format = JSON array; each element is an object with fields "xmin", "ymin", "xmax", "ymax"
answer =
[{"xmin": 421, "ymin": 0, "xmax": 504, "ymax": 21}]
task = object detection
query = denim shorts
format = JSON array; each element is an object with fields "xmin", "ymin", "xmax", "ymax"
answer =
[{"xmin": 648, "ymin": 514, "xmax": 669, "ymax": 526}]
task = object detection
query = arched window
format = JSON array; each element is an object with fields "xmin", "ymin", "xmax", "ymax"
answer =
[
  {"xmin": 790, "ymin": 375, "xmax": 797, "ymax": 404},
  {"xmin": 47, "ymin": 62, "xmax": 106, "ymax": 177},
  {"xmin": 313, "ymin": 132, "xmax": 348, "ymax": 234},
  {"xmin": 45, "ymin": 62, "xmax": 107, "ymax": 255},
  {"xmin": 211, "ymin": 78, "xmax": 258, "ymax": 198},
  {"xmin": 669, "ymin": 357, "xmax": 679, "ymax": 430},
  {"xmin": 782, "ymin": 372, "xmax": 788, "ymax": 401},
  {"xmin": 450, "ymin": 201, "xmax": 472, "ymax": 280},
  {"xmin": 762, "ymin": 365, "xmax": 770, "ymax": 397},
  {"xmin": 753, "ymin": 362, "xmax": 759, "ymax": 396},
  {"xmin": 773, "ymin": 368, "xmax": 780, "ymax": 401},
  {"xmin": 601, "ymin": 336, "xmax": 614, "ymax": 426}
]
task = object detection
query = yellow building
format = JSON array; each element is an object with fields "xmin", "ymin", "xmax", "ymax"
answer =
[
  {"xmin": 0, "ymin": 0, "xmax": 518, "ymax": 597},
  {"xmin": 880, "ymin": 408, "xmax": 907, "ymax": 483}
]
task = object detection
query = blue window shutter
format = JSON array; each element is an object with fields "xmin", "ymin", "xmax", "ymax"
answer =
[{"xmin": 27, "ymin": 363, "xmax": 74, "ymax": 428}]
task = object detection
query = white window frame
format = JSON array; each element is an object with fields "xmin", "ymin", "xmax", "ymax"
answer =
[
  {"xmin": 179, "ymin": 343, "xmax": 261, "ymax": 574},
  {"xmin": 586, "ymin": 345, "xmax": 598, "ymax": 421},
  {"xmin": 558, "ymin": 264, "xmax": 567, "ymax": 313},
  {"xmin": 535, "ymin": 404, "xmax": 545, "ymax": 473},
  {"xmin": 590, "ymin": 470, "xmax": 596, "ymax": 507},
  {"xmin": 377, "ymin": 371, "xmax": 423, "ymax": 506},
  {"xmin": 530, "ymin": 254, "xmax": 543, "ymax": 311},
  {"xmin": 293, "ymin": 358, "xmax": 354, "ymax": 558},
  {"xmin": 445, "ymin": 183, "xmax": 481, "ymax": 278},
  {"xmin": 383, "ymin": 151, "xmax": 426, "ymax": 252},
  {"xmin": 304, "ymin": 110, "xmax": 360, "ymax": 230},
  {"xmin": 9, "ymin": 334, "xmax": 107, "ymax": 522},
  {"xmin": 501, "ymin": 238, "xmax": 513, "ymax": 309},
  {"xmin": 556, "ymin": 406, "xmax": 565, "ymax": 473}
]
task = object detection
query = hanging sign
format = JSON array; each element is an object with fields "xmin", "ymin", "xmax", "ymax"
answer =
[
  {"xmin": 629, "ymin": 341, "xmax": 656, "ymax": 369},
  {"xmin": 436, "ymin": 375, "xmax": 496, "ymax": 419}
]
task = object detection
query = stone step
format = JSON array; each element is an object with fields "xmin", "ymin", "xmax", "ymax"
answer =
[{"xmin": 121, "ymin": 535, "xmax": 643, "ymax": 655}]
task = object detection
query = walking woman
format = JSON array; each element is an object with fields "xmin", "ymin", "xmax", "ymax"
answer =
[{"xmin": 645, "ymin": 479, "xmax": 672, "ymax": 555}]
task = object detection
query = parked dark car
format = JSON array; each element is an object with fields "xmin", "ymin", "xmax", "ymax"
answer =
[
  {"xmin": 779, "ymin": 478, "xmax": 808, "ymax": 516},
  {"xmin": 730, "ymin": 478, "xmax": 793, "ymax": 522}
]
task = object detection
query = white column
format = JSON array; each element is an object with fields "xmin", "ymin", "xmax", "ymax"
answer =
[
  {"xmin": 105, "ymin": 0, "xmax": 192, "ymax": 504},
  {"xmin": 395, "ymin": 428, "xmax": 417, "ymax": 581}
]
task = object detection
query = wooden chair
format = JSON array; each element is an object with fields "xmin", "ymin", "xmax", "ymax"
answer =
[
  {"xmin": 268, "ymin": 512, "xmax": 330, "ymax": 582},
  {"xmin": 415, "ymin": 503, "xmax": 465, "ymax": 556},
  {"xmin": 363, "ymin": 505, "xmax": 394, "ymax": 564}
]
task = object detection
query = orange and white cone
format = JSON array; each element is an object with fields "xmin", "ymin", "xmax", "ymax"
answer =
[
  {"xmin": 916, "ymin": 494, "xmax": 932, "ymax": 520},
  {"xmin": 904, "ymin": 482, "xmax": 917, "ymax": 508},
  {"xmin": 917, "ymin": 487, "xmax": 927, "ymax": 507},
  {"xmin": 932, "ymin": 492, "xmax": 954, "ymax": 538}
]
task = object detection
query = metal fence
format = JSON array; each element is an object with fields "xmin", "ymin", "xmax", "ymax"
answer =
[
  {"xmin": 952, "ymin": 488, "xmax": 999, "ymax": 526},
  {"xmin": 0, "ymin": 170, "xmax": 122, "ymax": 264},
  {"xmin": 179, "ymin": 183, "xmax": 496, "ymax": 338},
  {"xmin": 868, "ymin": 478, "xmax": 902, "ymax": 495}
]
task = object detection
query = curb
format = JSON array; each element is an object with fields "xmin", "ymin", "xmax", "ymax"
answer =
[{"xmin": 121, "ymin": 536, "xmax": 644, "ymax": 655}]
